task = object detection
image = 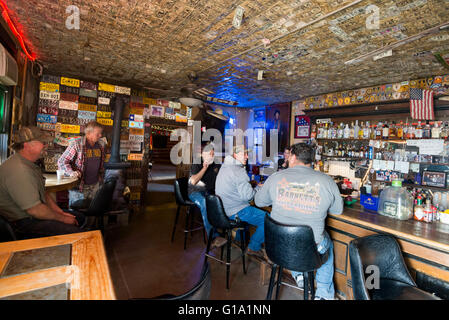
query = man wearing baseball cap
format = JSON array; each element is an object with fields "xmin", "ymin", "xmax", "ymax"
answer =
[{"xmin": 0, "ymin": 126, "xmax": 86, "ymax": 238}]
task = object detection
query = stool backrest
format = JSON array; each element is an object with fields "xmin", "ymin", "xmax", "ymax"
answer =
[
  {"xmin": 205, "ymin": 194, "xmax": 232, "ymax": 229},
  {"xmin": 174, "ymin": 178, "xmax": 190, "ymax": 206},
  {"xmin": 349, "ymin": 234, "xmax": 416, "ymax": 300},
  {"xmin": 264, "ymin": 214, "xmax": 322, "ymax": 272},
  {"xmin": 87, "ymin": 177, "xmax": 118, "ymax": 216},
  {"xmin": 0, "ymin": 215, "xmax": 16, "ymax": 242}
]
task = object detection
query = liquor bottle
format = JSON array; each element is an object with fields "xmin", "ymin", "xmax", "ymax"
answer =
[
  {"xmin": 353, "ymin": 120, "xmax": 360, "ymax": 139},
  {"xmin": 415, "ymin": 121, "xmax": 423, "ymax": 139},
  {"xmin": 397, "ymin": 121, "xmax": 404, "ymax": 139},
  {"xmin": 382, "ymin": 122, "xmax": 389, "ymax": 139},
  {"xmin": 376, "ymin": 122, "xmax": 383, "ymax": 139},
  {"xmin": 349, "ymin": 122, "xmax": 355, "ymax": 139},
  {"xmin": 424, "ymin": 199, "xmax": 433, "ymax": 223},
  {"xmin": 389, "ymin": 121, "xmax": 397, "ymax": 138},
  {"xmin": 323, "ymin": 123, "xmax": 329, "ymax": 139},
  {"xmin": 337, "ymin": 123, "xmax": 344, "ymax": 139},
  {"xmin": 330, "ymin": 123, "xmax": 337, "ymax": 139},
  {"xmin": 343, "ymin": 123, "xmax": 350, "ymax": 139},
  {"xmin": 406, "ymin": 122, "xmax": 414, "ymax": 139},
  {"xmin": 441, "ymin": 122, "xmax": 449, "ymax": 139},
  {"xmin": 423, "ymin": 121, "xmax": 431, "ymax": 138},
  {"xmin": 363, "ymin": 121, "xmax": 371, "ymax": 139},
  {"xmin": 358, "ymin": 121, "xmax": 364, "ymax": 139},
  {"xmin": 414, "ymin": 196, "xmax": 425, "ymax": 221},
  {"xmin": 431, "ymin": 121, "xmax": 440, "ymax": 139}
]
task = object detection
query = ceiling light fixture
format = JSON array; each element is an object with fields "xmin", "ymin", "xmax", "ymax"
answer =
[{"xmin": 0, "ymin": 0, "xmax": 35, "ymax": 60}]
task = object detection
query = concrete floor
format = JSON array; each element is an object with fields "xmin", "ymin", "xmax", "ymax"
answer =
[{"xmin": 104, "ymin": 179, "xmax": 305, "ymax": 300}]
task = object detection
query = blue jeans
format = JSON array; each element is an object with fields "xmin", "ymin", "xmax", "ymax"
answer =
[
  {"xmin": 189, "ymin": 191, "xmax": 215, "ymax": 237},
  {"xmin": 230, "ymin": 206, "xmax": 266, "ymax": 251},
  {"xmin": 291, "ymin": 231, "xmax": 335, "ymax": 299}
]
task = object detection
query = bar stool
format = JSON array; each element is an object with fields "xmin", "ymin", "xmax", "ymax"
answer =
[
  {"xmin": 69, "ymin": 177, "xmax": 117, "ymax": 234},
  {"xmin": 204, "ymin": 194, "xmax": 248, "ymax": 290},
  {"xmin": 264, "ymin": 214, "xmax": 328, "ymax": 300},
  {"xmin": 171, "ymin": 178, "xmax": 206, "ymax": 250},
  {"xmin": 349, "ymin": 234, "xmax": 440, "ymax": 300}
]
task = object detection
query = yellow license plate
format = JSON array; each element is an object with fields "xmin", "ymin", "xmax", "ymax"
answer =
[
  {"xmin": 97, "ymin": 111, "xmax": 112, "ymax": 118},
  {"xmin": 98, "ymin": 83, "xmax": 115, "ymax": 92},
  {"xmin": 129, "ymin": 128, "xmax": 144, "ymax": 135},
  {"xmin": 142, "ymin": 97, "xmax": 156, "ymax": 105},
  {"xmin": 130, "ymin": 107, "xmax": 144, "ymax": 115},
  {"xmin": 97, "ymin": 118, "xmax": 113, "ymax": 126},
  {"xmin": 59, "ymin": 123, "xmax": 80, "ymax": 133},
  {"xmin": 121, "ymin": 120, "xmax": 129, "ymax": 127},
  {"xmin": 60, "ymin": 77, "xmax": 80, "ymax": 87},
  {"xmin": 115, "ymin": 86, "xmax": 131, "ymax": 95},
  {"xmin": 40, "ymin": 82, "xmax": 60, "ymax": 92},
  {"xmin": 127, "ymin": 153, "xmax": 143, "ymax": 161},
  {"xmin": 78, "ymin": 103, "xmax": 97, "ymax": 112}
]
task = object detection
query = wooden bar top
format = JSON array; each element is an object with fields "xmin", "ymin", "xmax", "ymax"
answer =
[{"xmin": 329, "ymin": 204, "xmax": 449, "ymax": 253}]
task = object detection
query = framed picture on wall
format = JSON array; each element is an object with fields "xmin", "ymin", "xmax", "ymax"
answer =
[
  {"xmin": 294, "ymin": 115, "xmax": 311, "ymax": 139},
  {"xmin": 150, "ymin": 105, "xmax": 165, "ymax": 118},
  {"xmin": 254, "ymin": 108, "xmax": 265, "ymax": 122}
]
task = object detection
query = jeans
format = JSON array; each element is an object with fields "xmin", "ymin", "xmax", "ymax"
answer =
[
  {"xmin": 12, "ymin": 210, "xmax": 86, "ymax": 239},
  {"xmin": 230, "ymin": 206, "xmax": 266, "ymax": 251},
  {"xmin": 189, "ymin": 191, "xmax": 215, "ymax": 237},
  {"xmin": 291, "ymin": 231, "xmax": 335, "ymax": 299}
]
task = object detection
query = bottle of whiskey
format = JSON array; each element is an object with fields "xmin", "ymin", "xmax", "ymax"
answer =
[
  {"xmin": 423, "ymin": 121, "xmax": 431, "ymax": 138},
  {"xmin": 389, "ymin": 121, "xmax": 397, "ymax": 138},
  {"xmin": 397, "ymin": 121, "xmax": 404, "ymax": 139},
  {"xmin": 441, "ymin": 122, "xmax": 449, "ymax": 139},
  {"xmin": 349, "ymin": 122, "xmax": 355, "ymax": 139},
  {"xmin": 415, "ymin": 121, "xmax": 423, "ymax": 139},
  {"xmin": 382, "ymin": 122, "xmax": 390, "ymax": 139},
  {"xmin": 431, "ymin": 121, "xmax": 440, "ymax": 139}
]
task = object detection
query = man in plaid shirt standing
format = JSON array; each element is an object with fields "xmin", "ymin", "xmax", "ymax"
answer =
[{"xmin": 58, "ymin": 121, "xmax": 105, "ymax": 207}]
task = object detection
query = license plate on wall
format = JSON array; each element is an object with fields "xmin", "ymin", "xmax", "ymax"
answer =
[
  {"xmin": 59, "ymin": 123, "xmax": 81, "ymax": 133},
  {"xmin": 40, "ymin": 91, "xmax": 60, "ymax": 100},
  {"xmin": 60, "ymin": 77, "xmax": 80, "ymax": 87},
  {"xmin": 59, "ymin": 100, "xmax": 78, "ymax": 110},
  {"xmin": 97, "ymin": 111, "xmax": 112, "ymax": 118},
  {"xmin": 97, "ymin": 118, "xmax": 113, "ymax": 126},
  {"xmin": 98, "ymin": 83, "xmax": 116, "ymax": 92},
  {"xmin": 40, "ymin": 82, "xmax": 60, "ymax": 92},
  {"xmin": 78, "ymin": 110, "xmax": 96, "ymax": 120},
  {"xmin": 37, "ymin": 113, "xmax": 57, "ymax": 123},
  {"xmin": 78, "ymin": 103, "xmax": 97, "ymax": 112},
  {"xmin": 129, "ymin": 121, "xmax": 144, "ymax": 129}
]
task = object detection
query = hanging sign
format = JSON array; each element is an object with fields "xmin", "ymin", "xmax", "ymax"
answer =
[
  {"xmin": 39, "ymin": 91, "xmax": 60, "ymax": 100},
  {"xmin": 59, "ymin": 100, "xmax": 78, "ymax": 110},
  {"xmin": 40, "ymin": 82, "xmax": 60, "ymax": 92},
  {"xmin": 37, "ymin": 113, "xmax": 57, "ymax": 123},
  {"xmin": 97, "ymin": 118, "xmax": 113, "ymax": 126},
  {"xmin": 60, "ymin": 77, "xmax": 80, "ymax": 87}
]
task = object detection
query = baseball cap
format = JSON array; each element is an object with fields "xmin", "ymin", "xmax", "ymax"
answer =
[{"xmin": 12, "ymin": 126, "xmax": 53, "ymax": 145}]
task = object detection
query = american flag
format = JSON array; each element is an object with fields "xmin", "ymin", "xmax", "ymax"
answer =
[{"xmin": 410, "ymin": 88, "xmax": 434, "ymax": 120}]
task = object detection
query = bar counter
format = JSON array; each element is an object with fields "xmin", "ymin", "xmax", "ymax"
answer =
[{"xmin": 328, "ymin": 203, "xmax": 449, "ymax": 299}]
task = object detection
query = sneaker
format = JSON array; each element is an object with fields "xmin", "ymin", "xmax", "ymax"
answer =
[
  {"xmin": 294, "ymin": 274, "xmax": 304, "ymax": 289},
  {"xmin": 211, "ymin": 236, "xmax": 227, "ymax": 249}
]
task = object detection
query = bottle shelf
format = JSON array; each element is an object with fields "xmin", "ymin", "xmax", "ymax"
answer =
[
  {"xmin": 374, "ymin": 180, "xmax": 449, "ymax": 192},
  {"xmin": 316, "ymin": 138, "xmax": 446, "ymax": 143}
]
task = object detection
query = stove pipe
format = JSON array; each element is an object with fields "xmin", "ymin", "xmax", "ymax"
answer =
[{"xmin": 105, "ymin": 95, "xmax": 131, "ymax": 169}]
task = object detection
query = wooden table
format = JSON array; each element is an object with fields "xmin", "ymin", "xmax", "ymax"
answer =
[
  {"xmin": 44, "ymin": 173, "xmax": 78, "ymax": 193},
  {"xmin": 0, "ymin": 231, "xmax": 116, "ymax": 300}
]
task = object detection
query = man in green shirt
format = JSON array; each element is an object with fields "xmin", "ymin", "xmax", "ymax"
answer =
[{"xmin": 0, "ymin": 126, "xmax": 85, "ymax": 238}]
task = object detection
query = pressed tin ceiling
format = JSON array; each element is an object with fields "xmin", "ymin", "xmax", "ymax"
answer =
[{"xmin": 4, "ymin": 0, "xmax": 449, "ymax": 107}]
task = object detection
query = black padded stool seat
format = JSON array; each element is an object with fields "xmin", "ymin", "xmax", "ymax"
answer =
[
  {"xmin": 349, "ymin": 234, "xmax": 441, "ymax": 300},
  {"xmin": 171, "ymin": 178, "xmax": 205, "ymax": 250},
  {"xmin": 264, "ymin": 214, "xmax": 328, "ymax": 300},
  {"xmin": 370, "ymin": 279, "xmax": 439, "ymax": 300},
  {"xmin": 204, "ymin": 194, "xmax": 248, "ymax": 290}
]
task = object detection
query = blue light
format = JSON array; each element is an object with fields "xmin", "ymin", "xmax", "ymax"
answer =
[{"xmin": 229, "ymin": 117, "xmax": 234, "ymax": 125}]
